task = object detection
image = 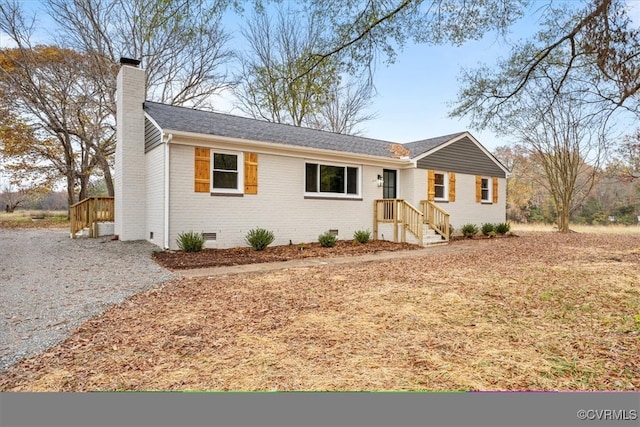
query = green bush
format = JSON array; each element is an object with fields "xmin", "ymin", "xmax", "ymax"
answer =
[
  {"xmin": 318, "ymin": 230, "xmax": 338, "ymax": 248},
  {"xmin": 245, "ymin": 227, "xmax": 275, "ymax": 251},
  {"xmin": 481, "ymin": 223, "xmax": 495, "ymax": 236},
  {"xmin": 177, "ymin": 231, "xmax": 205, "ymax": 252},
  {"xmin": 448, "ymin": 225, "xmax": 455, "ymax": 239},
  {"xmin": 460, "ymin": 223, "xmax": 479, "ymax": 238},
  {"xmin": 353, "ymin": 229, "xmax": 371, "ymax": 244},
  {"xmin": 495, "ymin": 222, "xmax": 511, "ymax": 235}
]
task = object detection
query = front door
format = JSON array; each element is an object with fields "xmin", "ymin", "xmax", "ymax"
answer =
[
  {"xmin": 382, "ymin": 169, "xmax": 397, "ymax": 220},
  {"xmin": 383, "ymin": 169, "xmax": 397, "ymax": 199}
]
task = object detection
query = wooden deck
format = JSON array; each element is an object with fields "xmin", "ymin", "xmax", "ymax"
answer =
[{"xmin": 69, "ymin": 197, "xmax": 114, "ymax": 238}]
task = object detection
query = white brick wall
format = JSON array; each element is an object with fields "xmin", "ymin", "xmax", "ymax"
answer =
[
  {"xmin": 115, "ymin": 65, "xmax": 146, "ymax": 240},
  {"xmin": 405, "ymin": 169, "xmax": 507, "ymax": 233},
  {"xmin": 167, "ymin": 143, "xmax": 388, "ymax": 249},
  {"xmin": 145, "ymin": 145, "xmax": 165, "ymax": 247},
  {"xmin": 444, "ymin": 174, "xmax": 506, "ymax": 230},
  {"xmin": 161, "ymin": 143, "xmax": 507, "ymax": 249}
]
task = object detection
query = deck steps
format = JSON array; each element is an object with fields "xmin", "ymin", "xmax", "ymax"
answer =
[{"xmin": 423, "ymin": 228, "xmax": 446, "ymax": 246}]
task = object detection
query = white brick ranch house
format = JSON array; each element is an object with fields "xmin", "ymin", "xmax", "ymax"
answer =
[{"xmin": 114, "ymin": 59, "xmax": 509, "ymax": 250}]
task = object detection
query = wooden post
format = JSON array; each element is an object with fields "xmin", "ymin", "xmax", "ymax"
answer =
[
  {"xmin": 88, "ymin": 198, "xmax": 95, "ymax": 238},
  {"xmin": 373, "ymin": 200, "xmax": 378, "ymax": 240},
  {"xmin": 393, "ymin": 200, "xmax": 398, "ymax": 243},
  {"xmin": 70, "ymin": 204, "xmax": 76, "ymax": 239},
  {"xmin": 401, "ymin": 200, "xmax": 406, "ymax": 243}
]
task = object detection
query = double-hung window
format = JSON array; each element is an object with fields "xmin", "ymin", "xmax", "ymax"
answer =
[
  {"xmin": 434, "ymin": 172, "xmax": 447, "ymax": 200},
  {"xmin": 305, "ymin": 162, "xmax": 360, "ymax": 198},
  {"xmin": 480, "ymin": 177, "xmax": 491, "ymax": 202},
  {"xmin": 212, "ymin": 150, "xmax": 243, "ymax": 194}
]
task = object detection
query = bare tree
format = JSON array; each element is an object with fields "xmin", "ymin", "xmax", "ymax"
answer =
[
  {"xmin": 235, "ymin": 7, "xmax": 337, "ymax": 126},
  {"xmin": 235, "ymin": 6, "xmax": 375, "ymax": 133},
  {"xmin": 0, "ymin": 181, "xmax": 27, "ymax": 213},
  {"xmin": 305, "ymin": 79, "xmax": 377, "ymax": 135},
  {"xmin": 612, "ymin": 129, "xmax": 640, "ymax": 181},
  {"xmin": 451, "ymin": 0, "xmax": 640, "ymax": 129},
  {"xmin": 269, "ymin": 1, "xmax": 640, "ymax": 120},
  {"xmin": 508, "ymin": 89, "xmax": 612, "ymax": 232},
  {"xmin": 46, "ymin": 0, "xmax": 234, "ymax": 109}
]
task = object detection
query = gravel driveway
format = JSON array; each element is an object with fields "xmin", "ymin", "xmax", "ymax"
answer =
[{"xmin": 0, "ymin": 229, "xmax": 177, "ymax": 371}]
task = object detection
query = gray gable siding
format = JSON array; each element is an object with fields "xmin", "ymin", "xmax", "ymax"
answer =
[
  {"xmin": 145, "ymin": 117, "xmax": 162, "ymax": 153},
  {"xmin": 416, "ymin": 136, "xmax": 506, "ymax": 178}
]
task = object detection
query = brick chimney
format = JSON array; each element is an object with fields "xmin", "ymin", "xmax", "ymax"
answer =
[{"xmin": 114, "ymin": 58, "xmax": 146, "ymax": 241}]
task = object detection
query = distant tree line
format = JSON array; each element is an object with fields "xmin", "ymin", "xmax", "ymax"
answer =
[{"xmin": 495, "ymin": 145, "xmax": 640, "ymax": 225}]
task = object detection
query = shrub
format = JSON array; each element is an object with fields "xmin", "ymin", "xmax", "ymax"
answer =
[
  {"xmin": 245, "ymin": 227, "xmax": 275, "ymax": 251},
  {"xmin": 318, "ymin": 230, "xmax": 338, "ymax": 248},
  {"xmin": 495, "ymin": 222, "xmax": 511, "ymax": 235},
  {"xmin": 460, "ymin": 223, "xmax": 479, "ymax": 238},
  {"xmin": 448, "ymin": 225, "xmax": 455, "ymax": 239},
  {"xmin": 353, "ymin": 229, "xmax": 371, "ymax": 244},
  {"xmin": 481, "ymin": 223, "xmax": 495, "ymax": 236},
  {"xmin": 177, "ymin": 231, "xmax": 204, "ymax": 252}
]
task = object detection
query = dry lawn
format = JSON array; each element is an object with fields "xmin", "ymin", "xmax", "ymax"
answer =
[
  {"xmin": 1, "ymin": 232, "xmax": 638, "ymax": 391},
  {"xmin": 0, "ymin": 210, "xmax": 68, "ymax": 229}
]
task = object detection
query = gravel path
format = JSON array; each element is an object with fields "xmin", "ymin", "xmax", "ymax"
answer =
[{"xmin": 0, "ymin": 229, "xmax": 178, "ymax": 371}]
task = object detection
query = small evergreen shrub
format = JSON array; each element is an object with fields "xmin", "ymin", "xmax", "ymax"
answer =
[
  {"xmin": 448, "ymin": 225, "xmax": 455, "ymax": 239},
  {"xmin": 481, "ymin": 223, "xmax": 495, "ymax": 236},
  {"xmin": 245, "ymin": 227, "xmax": 275, "ymax": 251},
  {"xmin": 495, "ymin": 222, "xmax": 511, "ymax": 235},
  {"xmin": 177, "ymin": 231, "xmax": 205, "ymax": 252},
  {"xmin": 353, "ymin": 229, "xmax": 371, "ymax": 244},
  {"xmin": 461, "ymin": 223, "xmax": 479, "ymax": 238},
  {"xmin": 318, "ymin": 230, "xmax": 338, "ymax": 248}
]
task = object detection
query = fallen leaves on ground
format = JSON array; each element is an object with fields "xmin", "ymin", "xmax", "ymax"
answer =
[{"xmin": 1, "ymin": 232, "xmax": 638, "ymax": 391}]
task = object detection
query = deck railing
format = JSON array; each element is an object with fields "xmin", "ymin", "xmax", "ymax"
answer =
[
  {"xmin": 374, "ymin": 199, "xmax": 424, "ymax": 245},
  {"xmin": 420, "ymin": 200, "xmax": 450, "ymax": 241},
  {"xmin": 70, "ymin": 196, "xmax": 114, "ymax": 238}
]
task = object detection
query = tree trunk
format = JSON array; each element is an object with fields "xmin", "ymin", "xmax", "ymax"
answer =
[
  {"xmin": 98, "ymin": 156, "xmax": 114, "ymax": 196},
  {"xmin": 557, "ymin": 203, "xmax": 571, "ymax": 232},
  {"xmin": 66, "ymin": 172, "xmax": 75, "ymax": 219}
]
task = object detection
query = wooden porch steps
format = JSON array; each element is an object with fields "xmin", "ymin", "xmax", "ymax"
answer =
[{"xmin": 423, "ymin": 228, "xmax": 447, "ymax": 245}]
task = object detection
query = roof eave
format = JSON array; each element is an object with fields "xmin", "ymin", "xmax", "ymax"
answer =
[{"xmin": 163, "ymin": 128, "xmax": 413, "ymax": 167}]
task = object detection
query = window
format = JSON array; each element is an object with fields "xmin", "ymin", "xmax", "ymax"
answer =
[
  {"xmin": 305, "ymin": 162, "xmax": 360, "ymax": 197},
  {"xmin": 428, "ymin": 170, "xmax": 454, "ymax": 202},
  {"xmin": 434, "ymin": 172, "xmax": 447, "ymax": 200},
  {"xmin": 481, "ymin": 177, "xmax": 491, "ymax": 202},
  {"xmin": 212, "ymin": 150, "xmax": 243, "ymax": 193}
]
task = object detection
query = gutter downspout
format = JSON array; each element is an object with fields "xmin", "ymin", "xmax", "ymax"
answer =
[{"xmin": 163, "ymin": 133, "xmax": 172, "ymax": 249}]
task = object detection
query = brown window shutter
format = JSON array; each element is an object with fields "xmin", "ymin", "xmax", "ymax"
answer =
[
  {"xmin": 427, "ymin": 170, "xmax": 435, "ymax": 201},
  {"xmin": 244, "ymin": 152, "xmax": 258, "ymax": 194},
  {"xmin": 492, "ymin": 177, "xmax": 499, "ymax": 203},
  {"xmin": 194, "ymin": 147, "xmax": 210, "ymax": 193},
  {"xmin": 448, "ymin": 172, "xmax": 456, "ymax": 202},
  {"xmin": 475, "ymin": 176, "xmax": 482, "ymax": 203}
]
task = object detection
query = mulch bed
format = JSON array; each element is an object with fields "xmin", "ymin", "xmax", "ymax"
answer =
[{"xmin": 153, "ymin": 239, "xmax": 421, "ymax": 270}]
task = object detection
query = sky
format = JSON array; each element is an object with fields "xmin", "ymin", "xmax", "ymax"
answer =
[{"xmin": 3, "ymin": 0, "xmax": 640, "ymax": 153}]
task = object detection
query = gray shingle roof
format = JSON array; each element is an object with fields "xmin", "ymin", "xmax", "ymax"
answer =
[
  {"xmin": 403, "ymin": 132, "xmax": 467, "ymax": 158},
  {"xmin": 144, "ymin": 101, "xmax": 463, "ymax": 159}
]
